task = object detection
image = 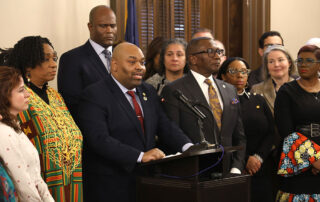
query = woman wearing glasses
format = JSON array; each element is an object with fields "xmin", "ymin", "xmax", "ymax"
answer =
[
  {"xmin": 146, "ymin": 38, "xmax": 188, "ymax": 95},
  {"xmin": 274, "ymin": 45, "xmax": 320, "ymax": 201},
  {"xmin": 218, "ymin": 57, "xmax": 275, "ymax": 202}
]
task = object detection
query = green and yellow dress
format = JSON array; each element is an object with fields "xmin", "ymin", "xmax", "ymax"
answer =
[{"xmin": 18, "ymin": 85, "xmax": 83, "ymax": 202}]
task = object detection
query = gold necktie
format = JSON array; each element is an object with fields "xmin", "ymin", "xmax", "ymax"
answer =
[{"xmin": 204, "ymin": 79, "xmax": 222, "ymax": 130}]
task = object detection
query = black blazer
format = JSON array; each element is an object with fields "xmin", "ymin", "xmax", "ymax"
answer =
[
  {"xmin": 161, "ymin": 72, "xmax": 246, "ymax": 171},
  {"xmin": 77, "ymin": 75, "xmax": 191, "ymax": 202},
  {"xmin": 58, "ymin": 40, "xmax": 108, "ymax": 123}
]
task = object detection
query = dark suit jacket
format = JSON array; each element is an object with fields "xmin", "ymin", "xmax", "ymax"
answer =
[
  {"xmin": 77, "ymin": 75, "xmax": 191, "ymax": 202},
  {"xmin": 58, "ymin": 40, "xmax": 108, "ymax": 124},
  {"xmin": 161, "ymin": 72, "xmax": 246, "ymax": 171},
  {"xmin": 248, "ymin": 65, "xmax": 263, "ymax": 87}
]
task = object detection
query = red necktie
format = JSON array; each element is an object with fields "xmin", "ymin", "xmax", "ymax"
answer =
[{"xmin": 127, "ymin": 91, "xmax": 144, "ymax": 133}]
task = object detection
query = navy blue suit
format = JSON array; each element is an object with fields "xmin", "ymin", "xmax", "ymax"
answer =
[
  {"xmin": 58, "ymin": 40, "xmax": 108, "ymax": 123},
  {"xmin": 77, "ymin": 75, "xmax": 191, "ymax": 202}
]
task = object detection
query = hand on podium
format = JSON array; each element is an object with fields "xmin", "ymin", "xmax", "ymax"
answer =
[{"xmin": 142, "ymin": 148, "xmax": 165, "ymax": 163}]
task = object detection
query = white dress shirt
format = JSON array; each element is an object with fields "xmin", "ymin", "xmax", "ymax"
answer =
[{"xmin": 190, "ymin": 70, "xmax": 224, "ymax": 110}]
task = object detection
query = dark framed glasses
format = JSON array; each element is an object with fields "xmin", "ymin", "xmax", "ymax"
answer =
[
  {"xmin": 295, "ymin": 58, "xmax": 320, "ymax": 67},
  {"xmin": 192, "ymin": 48, "xmax": 224, "ymax": 57},
  {"xmin": 227, "ymin": 68, "xmax": 251, "ymax": 76}
]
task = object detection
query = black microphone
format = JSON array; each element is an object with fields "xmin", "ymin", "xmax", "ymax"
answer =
[
  {"xmin": 173, "ymin": 89, "xmax": 216, "ymax": 151},
  {"xmin": 173, "ymin": 90, "xmax": 206, "ymax": 120}
]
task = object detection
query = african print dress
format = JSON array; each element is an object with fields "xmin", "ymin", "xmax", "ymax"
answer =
[
  {"xmin": 0, "ymin": 160, "xmax": 17, "ymax": 202},
  {"xmin": 18, "ymin": 86, "xmax": 83, "ymax": 202}
]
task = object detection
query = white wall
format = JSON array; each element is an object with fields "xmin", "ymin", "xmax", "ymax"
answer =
[
  {"xmin": 1, "ymin": 0, "xmax": 320, "ymax": 89},
  {"xmin": 0, "ymin": 0, "xmax": 110, "ymax": 89},
  {"xmin": 270, "ymin": 0, "xmax": 320, "ymax": 59}
]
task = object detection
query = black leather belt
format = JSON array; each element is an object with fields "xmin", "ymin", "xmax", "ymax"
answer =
[{"xmin": 297, "ymin": 123, "xmax": 320, "ymax": 138}]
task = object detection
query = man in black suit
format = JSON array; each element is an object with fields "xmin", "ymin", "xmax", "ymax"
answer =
[
  {"xmin": 161, "ymin": 37, "xmax": 246, "ymax": 173},
  {"xmin": 58, "ymin": 5, "xmax": 117, "ymax": 123},
  {"xmin": 77, "ymin": 42, "xmax": 192, "ymax": 202}
]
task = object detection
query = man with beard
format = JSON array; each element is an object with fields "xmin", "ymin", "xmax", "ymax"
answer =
[{"xmin": 77, "ymin": 42, "xmax": 192, "ymax": 202}]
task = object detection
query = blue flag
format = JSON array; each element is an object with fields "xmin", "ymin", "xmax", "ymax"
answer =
[{"xmin": 125, "ymin": 0, "xmax": 139, "ymax": 46}]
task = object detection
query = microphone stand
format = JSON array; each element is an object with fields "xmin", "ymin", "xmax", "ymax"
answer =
[
  {"xmin": 192, "ymin": 102, "xmax": 219, "ymax": 148},
  {"xmin": 173, "ymin": 90, "xmax": 217, "ymax": 153}
]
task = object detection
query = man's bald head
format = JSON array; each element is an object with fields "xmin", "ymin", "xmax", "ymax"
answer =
[
  {"xmin": 88, "ymin": 5, "xmax": 117, "ymax": 47},
  {"xmin": 111, "ymin": 43, "xmax": 146, "ymax": 90},
  {"xmin": 89, "ymin": 5, "xmax": 114, "ymax": 23},
  {"xmin": 112, "ymin": 42, "xmax": 137, "ymax": 60}
]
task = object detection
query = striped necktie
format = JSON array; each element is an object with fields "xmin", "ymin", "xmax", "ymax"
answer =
[
  {"xmin": 204, "ymin": 79, "xmax": 222, "ymax": 130},
  {"xmin": 102, "ymin": 49, "xmax": 112, "ymax": 73}
]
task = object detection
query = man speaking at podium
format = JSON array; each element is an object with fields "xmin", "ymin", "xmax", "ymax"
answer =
[
  {"xmin": 77, "ymin": 42, "xmax": 192, "ymax": 202},
  {"xmin": 161, "ymin": 37, "xmax": 246, "ymax": 174}
]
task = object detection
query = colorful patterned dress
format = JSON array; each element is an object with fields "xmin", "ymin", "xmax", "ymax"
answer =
[
  {"xmin": 0, "ymin": 160, "xmax": 17, "ymax": 202},
  {"xmin": 274, "ymin": 80, "xmax": 320, "ymax": 201},
  {"xmin": 18, "ymin": 86, "xmax": 83, "ymax": 202}
]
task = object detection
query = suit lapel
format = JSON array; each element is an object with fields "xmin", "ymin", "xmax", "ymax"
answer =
[
  {"xmin": 184, "ymin": 72, "xmax": 209, "ymax": 108},
  {"xmin": 84, "ymin": 41, "xmax": 109, "ymax": 76},
  {"xmin": 107, "ymin": 77, "xmax": 146, "ymax": 144}
]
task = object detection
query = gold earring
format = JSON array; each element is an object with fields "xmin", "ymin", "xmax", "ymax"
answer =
[{"xmin": 26, "ymin": 73, "xmax": 31, "ymax": 85}]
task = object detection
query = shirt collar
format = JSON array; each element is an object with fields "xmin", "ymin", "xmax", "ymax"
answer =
[
  {"xmin": 111, "ymin": 75, "xmax": 137, "ymax": 94},
  {"xmin": 190, "ymin": 70, "xmax": 215, "ymax": 84},
  {"xmin": 238, "ymin": 89, "xmax": 250, "ymax": 99},
  {"xmin": 89, "ymin": 39, "xmax": 113, "ymax": 55}
]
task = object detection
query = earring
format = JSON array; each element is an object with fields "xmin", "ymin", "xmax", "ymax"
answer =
[{"xmin": 26, "ymin": 73, "xmax": 31, "ymax": 85}]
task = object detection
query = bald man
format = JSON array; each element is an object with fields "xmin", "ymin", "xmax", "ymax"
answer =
[
  {"xmin": 58, "ymin": 5, "xmax": 118, "ymax": 124},
  {"xmin": 77, "ymin": 43, "xmax": 192, "ymax": 202},
  {"xmin": 192, "ymin": 27, "xmax": 214, "ymax": 39}
]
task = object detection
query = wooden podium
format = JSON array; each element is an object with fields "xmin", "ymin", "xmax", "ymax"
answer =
[{"xmin": 136, "ymin": 146, "xmax": 250, "ymax": 202}]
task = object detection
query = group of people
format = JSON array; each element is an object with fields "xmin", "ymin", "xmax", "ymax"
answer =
[{"xmin": 0, "ymin": 4, "xmax": 319, "ymax": 202}]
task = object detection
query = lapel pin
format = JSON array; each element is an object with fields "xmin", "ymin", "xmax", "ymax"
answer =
[
  {"xmin": 222, "ymin": 84, "xmax": 226, "ymax": 88},
  {"xmin": 142, "ymin": 92, "xmax": 147, "ymax": 101},
  {"xmin": 231, "ymin": 98, "xmax": 239, "ymax": 104},
  {"xmin": 256, "ymin": 105, "xmax": 260, "ymax": 109}
]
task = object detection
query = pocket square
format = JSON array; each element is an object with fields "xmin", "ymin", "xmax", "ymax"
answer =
[{"xmin": 231, "ymin": 98, "xmax": 239, "ymax": 104}]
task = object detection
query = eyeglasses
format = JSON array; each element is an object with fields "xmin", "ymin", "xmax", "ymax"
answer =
[
  {"xmin": 263, "ymin": 43, "xmax": 282, "ymax": 48},
  {"xmin": 227, "ymin": 68, "xmax": 251, "ymax": 76},
  {"xmin": 295, "ymin": 58, "xmax": 320, "ymax": 67},
  {"xmin": 192, "ymin": 48, "xmax": 224, "ymax": 57}
]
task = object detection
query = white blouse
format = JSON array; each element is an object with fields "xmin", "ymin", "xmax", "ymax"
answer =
[{"xmin": 0, "ymin": 122, "xmax": 54, "ymax": 202}]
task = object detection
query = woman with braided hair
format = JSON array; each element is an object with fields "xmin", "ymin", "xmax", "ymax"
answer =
[{"xmin": 1, "ymin": 36, "xmax": 83, "ymax": 202}]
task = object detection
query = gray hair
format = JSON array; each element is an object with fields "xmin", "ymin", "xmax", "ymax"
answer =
[{"xmin": 262, "ymin": 45, "xmax": 297, "ymax": 80}]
